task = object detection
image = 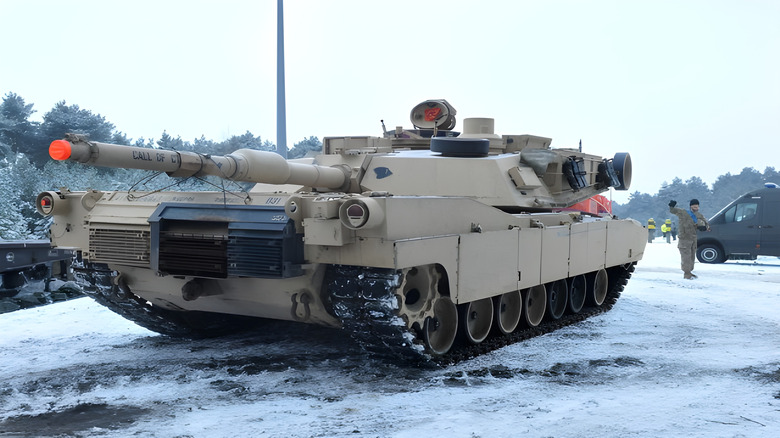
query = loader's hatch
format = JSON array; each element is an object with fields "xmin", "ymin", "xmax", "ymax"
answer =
[{"xmin": 148, "ymin": 203, "xmax": 304, "ymax": 279}]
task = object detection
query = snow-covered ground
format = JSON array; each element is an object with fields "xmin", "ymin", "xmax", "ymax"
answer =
[{"xmin": 1, "ymin": 242, "xmax": 779, "ymax": 438}]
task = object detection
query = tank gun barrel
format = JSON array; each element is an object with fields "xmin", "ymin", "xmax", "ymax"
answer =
[{"xmin": 49, "ymin": 135, "xmax": 348, "ymax": 190}]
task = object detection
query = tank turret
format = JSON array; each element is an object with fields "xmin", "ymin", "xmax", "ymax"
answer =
[
  {"xmin": 47, "ymin": 99, "xmax": 631, "ymax": 210},
  {"xmin": 37, "ymin": 99, "xmax": 646, "ymax": 364}
]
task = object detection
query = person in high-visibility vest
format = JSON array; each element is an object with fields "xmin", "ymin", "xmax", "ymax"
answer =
[
  {"xmin": 647, "ymin": 218, "xmax": 656, "ymax": 243},
  {"xmin": 661, "ymin": 219, "xmax": 672, "ymax": 243}
]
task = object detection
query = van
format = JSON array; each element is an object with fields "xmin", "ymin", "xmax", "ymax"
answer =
[{"xmin": 696, "ymin": 183, "xmax": 780, "ymax": 263}]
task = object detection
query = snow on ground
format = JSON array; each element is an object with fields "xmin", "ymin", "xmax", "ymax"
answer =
[{"xmin": 1, "ymin": 241, "xmax": 779, "ymax": 438}]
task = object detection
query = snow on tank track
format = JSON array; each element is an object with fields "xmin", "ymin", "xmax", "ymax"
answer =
[
  {"xmin": 71, "ymin": 261, "xmax": 258, "ymax": 338},
  {"xmin": 72, "ymin": 259, "xmax": 635, "ymax": 366},
  {"xmin": 325, "ymin": 264, "xmax": 636, "ymax": 366}
]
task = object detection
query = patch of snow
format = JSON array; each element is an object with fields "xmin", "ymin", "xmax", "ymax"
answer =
[{"xmin": 0, "ymin": 243, "xmax": 778, "ymax": 437}]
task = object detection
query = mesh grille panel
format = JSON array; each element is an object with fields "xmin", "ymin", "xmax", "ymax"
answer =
[
  {"xmin": 89, "ymin": 228, "xmax": 150, "ymax": 267},
  {"xmin": 227, "ymin": 235, "xmax": 285, "ymax": 277},
  {"xmin": 158, "ymin": 232, "xmax": 228, "ymax": 277}
]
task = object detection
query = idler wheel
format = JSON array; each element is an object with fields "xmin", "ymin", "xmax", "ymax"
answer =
[
  {"xmin": 545, "ymin": 279, "xmax": 568, "ymax": 320},
  {"xmin": 458, "ymin": 298, "xmax": 494, "ymax": 344},
  {"xmin": 567, "ymin": 275, "xmax": 587, "ymax": 314},
  {"xmin": 587, "ymin": 269, "xmax": 609, "ymax": 306},
  {"xmin": 522, "ymin": 285, "xmax": 547, "ymax": 327},
  {"xmin": 423, "ymin": 296, "xmax": 458, "ymax": 355},
  {"xmin": 493, "ymin": 290, "xmax": 522, "ymax": 335}
]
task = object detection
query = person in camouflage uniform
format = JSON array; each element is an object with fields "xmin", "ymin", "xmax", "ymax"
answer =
[{"xmin": 669, "ymin": 199, "xmax": 710, "ymax": 279}]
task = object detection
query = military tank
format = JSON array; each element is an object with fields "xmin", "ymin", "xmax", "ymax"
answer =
[{"xmin": 37, "ymin": 99, "xmax": 646, "ymax": 364}]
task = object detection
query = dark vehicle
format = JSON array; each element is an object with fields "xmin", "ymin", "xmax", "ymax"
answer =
[
  {"xmin": 1, "ymin": 240, "xmax": 74, "ymax": 295},
  {"xmin": 0, "ymin": 240, "xmax": 77, "ymax": 313},
  {"xmin": 697, "ymin": 183, "xmax": 780, "ymax": 263}
]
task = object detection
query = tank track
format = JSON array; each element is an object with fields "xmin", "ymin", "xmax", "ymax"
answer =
[
  {"xmin": 73, "ymin": 258, "xmax": 634, "ymax": 364},
  {"xmin": 326, "ymin": 263, "xmax": 636, "ymax": 367},
  {"xmin": 72, "ymin": 261, "xmax": 256, "ymax": 338}
]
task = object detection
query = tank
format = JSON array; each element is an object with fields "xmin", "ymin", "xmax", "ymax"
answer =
[{"xmin": 37, "ymin": 99, "xmax": 646, "ymax": 364}]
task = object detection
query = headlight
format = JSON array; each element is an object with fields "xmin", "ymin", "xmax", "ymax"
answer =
[
  {"xmin": 339, "ymin": 198, "xmax": 384, "ymax": 230},
  {"xmin": 36, "ymin": 191, "xmax": 66, "ymax": 216}
]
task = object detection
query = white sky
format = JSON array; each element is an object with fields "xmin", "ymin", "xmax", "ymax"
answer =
[{"xmin": 1, "ymin": 0, "xmax": 778, "ymax": 203}]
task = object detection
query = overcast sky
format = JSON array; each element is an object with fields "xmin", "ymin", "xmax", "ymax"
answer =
[{"xmin": 2, "ymin": 0, "xmax": 778, "ymax": 202}]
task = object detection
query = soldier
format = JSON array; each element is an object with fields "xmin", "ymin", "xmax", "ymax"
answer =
[
  {"xmin": 647, "ymin": 218, "xmax": 656, "ymax": 243},
  {"xmin": 669, "ymin": 199, "xmax": 710, "ymax": 279}
]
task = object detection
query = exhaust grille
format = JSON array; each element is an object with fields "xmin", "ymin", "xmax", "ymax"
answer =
[
  {"xmin": 148, "ymin": 203, "xmax": 304, "ymax": 279},
  {"xmin": 89, "ymin": 228, "xmax": 151, "ymax": 267},
  {"xmin": 158, "ymin": 231, "xmax": 228, "ymax": 278},
  {"xmin": 228, "ymin": 232, "xmax": 288, "ymax": 277}
]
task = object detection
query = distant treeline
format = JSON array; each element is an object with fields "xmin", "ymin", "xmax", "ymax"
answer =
[
  {"xmin": 0, "ymin": 92, "xmax": 322, "ymax": 239},
  {"xmin": 0, "ymin": 92, "xmax": 322, "ymax": 167},
  {"xmin": 1, "ymin": 92, "xmax": 776, "ymax": 239},
  {"xmin": 612, "ymin": 168, "xmax": 780, "ymax": 226}
]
